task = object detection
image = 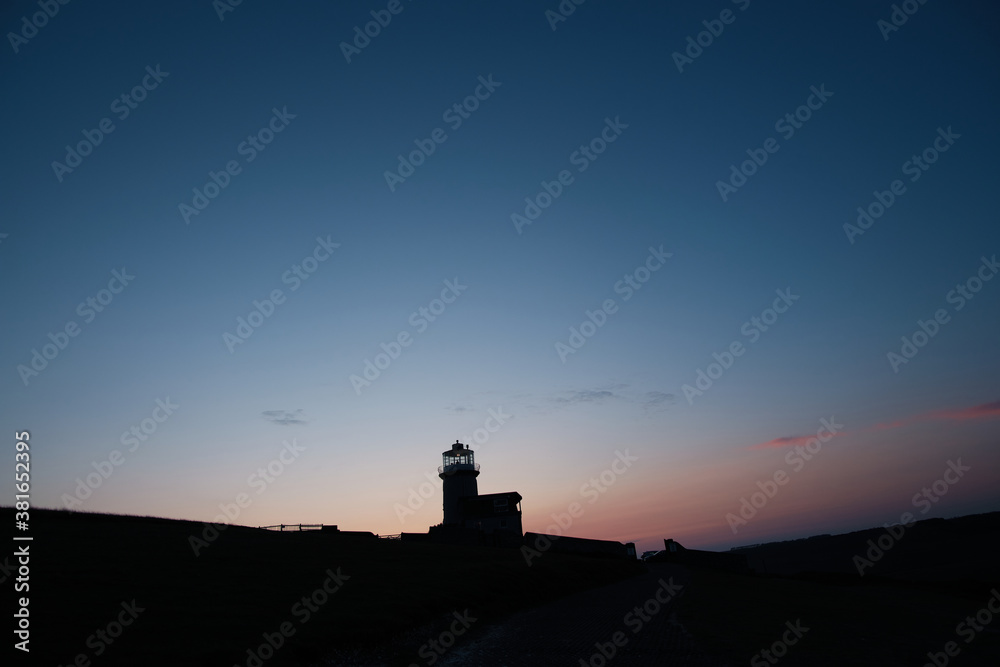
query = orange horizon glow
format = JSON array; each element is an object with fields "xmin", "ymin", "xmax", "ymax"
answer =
[{"xmin": 27, "ymin": 398, "xmax": 1000, "ymax": 557}]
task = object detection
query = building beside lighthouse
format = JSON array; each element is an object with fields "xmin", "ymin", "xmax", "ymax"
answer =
[{"xmin": 403, "ymin": 440, "xmax": 522, "ymax": 546}]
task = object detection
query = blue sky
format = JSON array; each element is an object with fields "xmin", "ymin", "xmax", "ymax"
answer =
[{"xmin": 2, "ymin": 0, "xmax": 999, "ymax": 552}]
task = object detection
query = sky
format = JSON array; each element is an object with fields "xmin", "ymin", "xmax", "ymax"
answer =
[{"xmin": 1, "ymin": 0, "xmax": 998, "ymax": 554}]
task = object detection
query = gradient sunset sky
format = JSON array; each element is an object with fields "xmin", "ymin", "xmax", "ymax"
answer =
[{"xmin": 2, "ymin": 1, "xmax": 998, "ymax": 553}]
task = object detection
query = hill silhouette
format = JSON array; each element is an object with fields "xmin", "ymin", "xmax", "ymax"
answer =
[
  {"xmin": 3, "ymin": 508, "xmax": 640, "ymax": 666},
  {"xmin": 732, "ymin": 511, "xmax": 1000, "ymax": 581},
  {"xmin": 5, "ymin": 508, "xmax": 1000, "ymax": 665}
]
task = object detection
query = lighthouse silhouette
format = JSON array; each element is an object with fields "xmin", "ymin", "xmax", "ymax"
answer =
[
  {"xmin": 435, "ymin": 440, "xmax": 523, "ymax": 541},
  {"xmin": 439, "ymin": 440, "xmax": 480, "ymax": 524}
]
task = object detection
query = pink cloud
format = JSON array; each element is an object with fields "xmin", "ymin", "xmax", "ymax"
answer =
[
  {"xmin": 748, "ymin": 433, "xmax": 842, "ymax": 450},
  {"xmin": 928, "ymin": 400, "xmax": 1000, "ymax": 422},
  {"xmin": 744, "ymin": 400, "xmax": 997, "ymax": 452},
  {"xmin": 875, "ymin": 400, "xmax": 1000, "ymax": 431}
]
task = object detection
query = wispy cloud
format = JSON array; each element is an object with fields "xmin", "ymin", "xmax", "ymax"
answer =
[
  {"xmin": 553, "ymin": 389, "xmax": 617, "ymax": 405},
  {"xmin": 448, "ymin": 385, "xmax": 674, "ymax": 417},
  {"xmin": 748, "ymin": 433, "xmax": 842, "ymax": 450},
  {"xmin": 514, "ymin": 386, "xmax": 624, "ymax": 414},
  {"xmin": 639, "ymin": 391, "xmax": 677, "ymax": 415},
  {"xmin": 928, "ymin": 400, "xmax": 1000, "ymax": 421},
  {"xmin": 261, "ymin": 409, "xmax": 308, "ymax": 426},
  {"xmin": 874, "ymin": 399, "xmax": 1000, "ymax": 431},
  {"xmin": 747, "ymin": 399, "xmax": 999, "ymax": 450}
]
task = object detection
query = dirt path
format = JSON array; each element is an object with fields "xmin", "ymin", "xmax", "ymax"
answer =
[{"xmin": 436, "ymin": 563, "xmax": 731, "ymax": 666}]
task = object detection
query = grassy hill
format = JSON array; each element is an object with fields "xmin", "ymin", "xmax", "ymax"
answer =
[
  {"xmin": 732, "ymin": 511, "xmax": 1000, "ymax": 581},
  {"xmin": 8, "ymin": 508, "xmax": 1000, "ymax": 665},
  {"xmin": 4, "ymin": 508, "xmax": 642, "ymax": 666},
  {"xmin": 678, "ymin": 565, "xmax": 1000, "ymax": 666},
  {"xmin": 676, "ymin": 512, "xmax": 1000, "ymax": 665}
]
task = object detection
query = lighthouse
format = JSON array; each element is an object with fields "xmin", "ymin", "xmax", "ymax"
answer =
[
  {"xmin": 434, "ymin": 440, "xmax": 523, "ymax": 542},
  {"xmin": 439, "ymin": 440, "xmax": 480, "ymax": 524}
]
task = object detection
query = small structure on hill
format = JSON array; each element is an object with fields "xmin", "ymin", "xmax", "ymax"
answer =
[{"xmin": 650, "ymin": 538, "xmax": 749, "ymax": 573}]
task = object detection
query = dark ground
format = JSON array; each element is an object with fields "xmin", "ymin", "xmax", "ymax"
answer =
[
  {"xmin": 3, "ymin": 508, "xmax": 999, "ymax": 666},
  {"xmin": 433, "ymin": 562, "xmax": 724, "ymax": 666},
  {"xmin": 3, "ymin": 508, "xmax": 644, "ymax": 666}
]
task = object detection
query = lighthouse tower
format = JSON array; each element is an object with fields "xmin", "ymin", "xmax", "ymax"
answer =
[{"xmin": 439, "ymin": 440, "xmax": 479, "ymax": 524}]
